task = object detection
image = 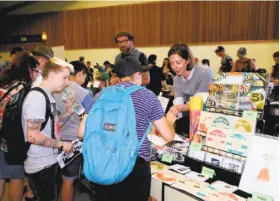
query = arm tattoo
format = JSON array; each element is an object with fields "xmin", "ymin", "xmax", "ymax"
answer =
[
  {"xmin": 27, "ymin": 119, "xmax": 43, "ymax": 131},
  {"xmin": 33, "ymin": 135, "xmax": 59, "ymax": 148},
  {"xmin": 27, "ymin": 120, "xmax": 60, "ymax": 148},
  {"xmin": 39, "ymin": 136, "xmax": 47, "ymax": 146}
]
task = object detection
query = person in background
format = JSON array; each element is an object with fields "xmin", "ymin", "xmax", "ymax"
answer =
[
  {"xmin": 194, "ymin": 57, "xmax": 199, "ymax": 65},
  {"xmin": 202, "ymin": 59, "xmax": 210, "ymax": 68},
  {"xmin": 271, "ymin": 51, "xmax": 279, "ymax": 85},
  {"xmin": 0, "ymin": 56, "xmax": 3, "ymax": 67},
  {"xmin": 161, "ymin": 58, "xmax": 175, "ymax": 86},
  {"xmin": 161, "ymin": 58, "xmax": 176, "ymax": 113},
  {"xmin": 78, "ymin": 56, "xmax": 175, "ymax": 201},
  {"xmin": 92, "ymin": 75, "xmax": 107, "ymax": 96},
  {"xmin": 81, "ymin": 60, "xmax": 93, "ymax": 89},
  {"xmin": 31, "ymin": 46, "xmax": 54, "ymax": 86},
  {"xmin": 102, "ymin": 61, "xmax": 112, "ymax": 83},
  {"xmin": 86, "ymin": 61, "xmax": 94, "ymax": 79},
  {"xmin": 86, "ymin": 61, "xmax": 91, "ymax": 69},
  {"xmin": 22, "ymin": 58, "xmax": 74, "ymax": 201},
  {"xmin": 231, "ymin": 47, "xmax": 256, "ymax": 72},
  {"xmin": 111, "ymin": 31, "xmax": 150, "ymax": 86},
  {"xmin": 0, "ymin": 52, "xmax": 40, "ymax": 201},
  {"xmin": 103, "ymin": 61, "xmax": 111, "ymax": 70},
  {"xmin": 9, "ymin": 46, "xmax": 26, "ymax": 62},
  {"xmin": 79, "ymin": 56, "xmax": 85, "ymax": 64},
  {"xmin": 147, "ymin": 54, "xmax": 162, "ymax": 96},
  {"xmin": 167, "ymin": 44, "xmax": 213, "ymax": 136},
  {"xmin": 53, "ymin": 61, "xmax": 91, "ymax": 201},
  {"xmin": 215, "ymin": 46, "xmax": 233, "ymax": 72},
  {"xmin": 268, "ymin": 51, "xmax": 279, "ymax": 102}
]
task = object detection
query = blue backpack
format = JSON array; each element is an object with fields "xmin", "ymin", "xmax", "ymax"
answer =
[{"xmin": 83, "ymin": 85, "xmax": 150, "ymax": 185}]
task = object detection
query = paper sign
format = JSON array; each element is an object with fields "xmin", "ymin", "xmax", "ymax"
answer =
[
  {"xmin": 243, "ymin": 110, "xmax": 258, "ymax": 121},
  {"xmin": 252, "ymin": 192, "xmax": 274, "ymax": 201},
  {"xmin": 190, "ymin": 142, "xmax": 203, "ymax": 151},
  {"xmin": 201, "ymin": 166, "xmax": 216, "ymax": 178},
  {"xmin": 250, "ymin": 93, "xmax": 264, "ymax": 102},
  {"xmin": 161, "ymin": 153, "xmax": 173, "ymax": 163}
]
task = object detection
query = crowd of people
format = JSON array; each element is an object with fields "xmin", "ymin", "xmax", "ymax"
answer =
[{"xmin": 0, "ymin": 31, "xmax": 278, "ymax": 201}]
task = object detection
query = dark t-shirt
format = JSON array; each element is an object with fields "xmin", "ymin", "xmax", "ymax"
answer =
[
  {"xmin": 220, "ymin": 54, "xmax": 233, "ymax": 72},
  {"xmin": 147, "ymin": 65, "xmax": 162, "ymax": 96},
  {"xmin": 115, "ymin": 48, "xmax": 148, "ymax": 70},
  {"xmin": 272, "ymin": 63, "xmax": 279, "ymax": 80}
]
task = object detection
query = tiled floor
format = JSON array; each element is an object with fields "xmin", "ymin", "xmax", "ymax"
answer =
[{"xmin": 2, "ymin": 182, "xmax": 95, "ymax": 201}]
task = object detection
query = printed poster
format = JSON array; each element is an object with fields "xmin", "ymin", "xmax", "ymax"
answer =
[
  {"xmin": 205, "ymin": 127, "xmax": 228, "ymax": 150},
  {"xmin": 239, "ymin": 135, "xmax": 279, "ymax": 201},
  {"xmin": 225, "ymin": 131, "xmax": 254, "ymax": 157}
]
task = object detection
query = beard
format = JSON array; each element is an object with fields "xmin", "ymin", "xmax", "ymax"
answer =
[{"xmin": 120, "ymin": 45, "xmax": 132, "ymax": 54}]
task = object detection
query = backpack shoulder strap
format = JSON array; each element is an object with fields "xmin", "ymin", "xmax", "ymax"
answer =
[
  {"xmin": 123, "ymin": 85, "xmax": 143, "ymax": 95},
  {"xmin": 29, "ymin": 87, "xmax": 54, "ymax": 138},
  {"xmin": 140, "ymin": 122, "xmax": 151, "ymax": 147},
  {"xmin": 0, "ymin": 82, "xmax": 25, "ymax": 103}
]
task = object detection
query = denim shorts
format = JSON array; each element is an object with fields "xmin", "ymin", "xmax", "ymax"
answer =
[
  {"xmin": 0, "ymin": 151, "xmax": 25, "ymax": 179},
  {"xmin": 62, "ymin": 155, "xmax": 82, "ymax": 180}
]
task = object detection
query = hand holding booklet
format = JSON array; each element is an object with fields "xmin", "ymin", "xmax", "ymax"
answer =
[
  {"xmin": 147, "ymin": 133, "xmax": 185, "ymax": 147},
  {"xmin": 57, "ymin": 139, "xmax": 83, "ymax": 168}
]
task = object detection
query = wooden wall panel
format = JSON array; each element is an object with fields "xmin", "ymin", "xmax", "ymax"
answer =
[{"xmin": 0, "ymin": 1, "xmax": 278, "ymax": 51}]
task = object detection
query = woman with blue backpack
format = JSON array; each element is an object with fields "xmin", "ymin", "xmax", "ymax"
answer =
[{"xmin": 79, "ymin": 56, "xmax": 176, "ymax": 201}]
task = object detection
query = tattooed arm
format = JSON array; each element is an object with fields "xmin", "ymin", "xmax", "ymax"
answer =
[
  {"xmin": 26, "ymin": 119, "xmax": 73, "ymax": 153},
  {"xmin": 26, "ymin": 119, "xmax": 63, "ymax": 148}
]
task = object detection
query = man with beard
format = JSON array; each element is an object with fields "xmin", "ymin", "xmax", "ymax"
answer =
[{"xmin": 111, "ymin": 31, "xmax": 150, "ymax": 86}]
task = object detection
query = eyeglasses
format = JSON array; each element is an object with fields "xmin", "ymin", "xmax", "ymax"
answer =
[
  {"xmin": 116, "ymin": 39, "xmax": 129, "ymax": 45},
  {"xmin": 32, "ymin": 68, "xmax": 42, "ymax": 75}
]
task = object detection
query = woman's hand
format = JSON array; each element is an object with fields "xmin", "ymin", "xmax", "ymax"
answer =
[
  {"xmin": 166, "ymin": 111, "xmax": 177, "ymax": 125},
  {"xmin": 169, "ymin": 104, "xmax": 184, "ymax": 117}
]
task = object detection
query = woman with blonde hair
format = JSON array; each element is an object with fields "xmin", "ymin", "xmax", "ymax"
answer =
[{"xmin": 22, "ymin": 58, "xmax": 74, "ymax": 201}]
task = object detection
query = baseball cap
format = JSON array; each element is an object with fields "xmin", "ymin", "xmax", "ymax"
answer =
[
  {"xmin": 237, "ymin": 47, "xmax": 247, "ymax": 57},
  {"xmin": 114, "ymin": 56, "xmax": 147, "ymax": 78},
  {"xmin": 215, "ymin": 46, "xmax": 225, "ymax": 53},
  {"xmin": 31, "ymin": 45, "xmax": 54, "ymax": 59}
]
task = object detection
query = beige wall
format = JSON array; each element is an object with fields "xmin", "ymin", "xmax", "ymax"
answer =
[
  {"xmin": 65, "ymin": 41, "xmax": 279, "ymax": 73},
  {"xmin": 0, "ymin": 41, "xmax": 278, "ymax": 73}
]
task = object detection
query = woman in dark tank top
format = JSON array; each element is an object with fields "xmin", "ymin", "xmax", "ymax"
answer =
[{"xmin": 231, "ymin": 47, "xmax": 256, "ymax": 72}]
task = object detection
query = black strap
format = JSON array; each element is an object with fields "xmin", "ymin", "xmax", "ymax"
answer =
[
  {"xmin": 30, "ymin": 87, "xmax": 55, "ymax": 139},
  {"xmin": 0, "ymin": 82, "xmax": 25, "ymax": 103},
  {"xmin": 60, "ymin": 113, "xmax": 73, "ymax": 129}
]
